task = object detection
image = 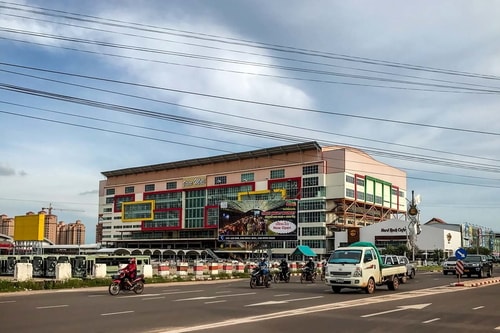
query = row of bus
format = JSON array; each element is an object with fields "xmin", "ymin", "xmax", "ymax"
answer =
[{"xmin": 0, "ymin": 255, "xmax": 151, "ymax": 278}]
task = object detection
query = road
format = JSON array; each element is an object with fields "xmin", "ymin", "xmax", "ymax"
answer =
[{"xmin": 0, "ymin": 271, "xmax": 499, "ymax": 333}]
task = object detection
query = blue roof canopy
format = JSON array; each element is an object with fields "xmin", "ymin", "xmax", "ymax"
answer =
[{"xmin": 291, "ymin": 245, "xmax": 317, "ymax": 257}]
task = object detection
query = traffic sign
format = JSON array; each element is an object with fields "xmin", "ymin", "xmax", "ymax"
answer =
[
  {"xmin": 455, "ymin": 260, "xmax": 464, "ymax": 276},
  {"xmin": 455, "ymin": 248, "xmax": 467, "ymax": 260}
]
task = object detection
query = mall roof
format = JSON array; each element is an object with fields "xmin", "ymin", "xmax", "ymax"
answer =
[{"xmin": 102, "ymin": 141, "xmax": 322, "ymax": 178}]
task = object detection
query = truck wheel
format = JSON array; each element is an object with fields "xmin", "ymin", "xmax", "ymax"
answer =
[
  {"xmin": 399, "ymin": 275, "xmax": 407, "ymax": 284},
  {"xmin": 478, "ymin": 270, "xmax": 482, "ymax": 278},
  {"xmin": 409, "ymin": 269, "xmax": 415, "ymax": 279},
  {"xmin": 365, "ymin": 278, "xmax": 375, "ymax": 294},
  {"xmin": 388, "ymin": 276, "xmax": 400, "ymax": 291},
  {"xmin": 332, "ymin": 286, "xmax": 341, "ymax": 293},
  {"xmin": 488, "ymin": 268, "xmax": 493, "ymax": 278},
  {"xmin": 443, "ymin": 271, "xmax": 448, "ymax": 275}
]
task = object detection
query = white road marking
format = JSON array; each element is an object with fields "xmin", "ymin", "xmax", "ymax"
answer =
[
  {"xmin": 495, "ymin": 326, "xmax": 500, "ymax": 330},
  {"xmin": 0, "ymin": 300, "xmax": 16, "ymax": 304},
  {"xmin": 361, "ymin": 303, "xmax": 431, "ymax": 318},
  {"xmin": 147, "ymin": 285, "xmax": 472, "ymax": 333},
  {"xmin": 101, "ymin": 310, "xmax": 134, "ymax": 316},
  {"xmin": 472, "ymin": 306, "xmax": 484, "ymax": 310},
  {"xmin": 274, "ymin": 294, "xmax": 290, "ymax": 297},
  {"xmin": 142, "ymin": 296, "xmax": 166, "ymax": 301},
  {"xmin": 246, "ymin": 296, "xmax": 324, "ymax": 307},
  {"xmin": 175, "ymin": 292, "xmax": 255, "ymax": 302},
  {"xmin": 205, "ymin": 300, "xmax": 227, "ymax": 304},
  {"xmin": 423, "ymin": 318, "xmax": 440, "ymax": 324},
  {"xmin": 36, "ymin": 305, "xmax": 69, "ymax": 309}
]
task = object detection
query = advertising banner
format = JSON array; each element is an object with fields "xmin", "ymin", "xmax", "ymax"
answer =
[{"xmin": 218, "ymin": 199, "xmax": 298, "ymax": 241}]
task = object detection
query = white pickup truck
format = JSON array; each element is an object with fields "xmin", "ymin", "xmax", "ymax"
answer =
[{"xmin": 324, "ymin": 242, "xmax": 407, "ymax": 294}]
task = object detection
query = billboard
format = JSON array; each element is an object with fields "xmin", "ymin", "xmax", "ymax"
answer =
[
  {"xmin": 122, "ymin": 200, "xmax": 155, "ymax": 222},
  {"xmin": 14, "ymin": 214, "xmax": 45, "ymax": 241},
  {"xmin": 218, "ymin": 199, "xmax": 298, "ymax": 241}
]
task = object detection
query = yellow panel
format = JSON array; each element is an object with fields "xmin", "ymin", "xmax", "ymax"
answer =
[
  {"xmin": 122, "ymin": 200, "xmax": 155, "ymax": 222},
  {"xmin": 14, "ymin": 214, "xmax": 45, "ymax": 241}
]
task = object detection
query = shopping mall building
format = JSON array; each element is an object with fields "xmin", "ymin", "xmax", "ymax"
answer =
[{"xmin": 98, "ymin": 141, "xmax": 408, "ymax": 259}]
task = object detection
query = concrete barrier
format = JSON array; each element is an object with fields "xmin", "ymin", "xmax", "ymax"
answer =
[
  {"xmin": 194, "ymin": 261, "xmax": 205, "ymax": 278},
  {"xmin": 56, "ymin": 263, "xmax": 72, "ymax": 280},
  {"xmin": 208, "ymin": 262, "xmax": 219, "ymax": 275},
  {"xmin": 176, "ymin": 262, "xmax": 189, "ymax": 276},
  {"xmin": 14, "ymin": 263, "xmax": 33, "ymax": 282},
  {"xmin": 142, "ymin": 264, "xmax": 153, "ymax": 278},
  {"xmin": 222, "ymin": 263, "xmax": 232, "ymax": 275},
  {"xmin": 94, "ymin": 263, "xmax": 107, "ymax": 278},
  {"xmin": 158, "ymin": 263, "xmax": 170, "ymax": 277}
]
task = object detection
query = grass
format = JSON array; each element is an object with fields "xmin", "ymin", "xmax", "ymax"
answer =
[{"xmin": 0, "ymin": 273, "xmax": 249, "ymax": 293}]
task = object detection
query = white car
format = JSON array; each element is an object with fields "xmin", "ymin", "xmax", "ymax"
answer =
[{"xmin": 442, "ymin": 256, "xmax": 457, "ymax": 275}]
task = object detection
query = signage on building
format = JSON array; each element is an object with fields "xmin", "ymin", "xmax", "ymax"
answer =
[
  {"xmin": 347, "ymin": 227, "xmax": 360, "ymax": 244},
  {"xmin": 219, "ymin": 199, "xmax": 298, "ymax": 241},
  {"xmin": 182, "ymin": 176, "xmax": 207, "ymax": 188},
  {"xmin": 380, "ymin": 227, "xmax": 406, "ymax": 233}
]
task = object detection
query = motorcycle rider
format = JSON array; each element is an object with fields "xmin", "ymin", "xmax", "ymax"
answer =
[
  {"xmin": 257, "ymin": 257, "xmax": 269, "ymax": 284},
  {"xmin": 279, "ymin": 258, "xmax": 289, "ymax": 280},
  {"xmin": 304, "ymin": 257, "xmax": 315, "ymax": 279},
  {"xmin": 123, "ymin": 258, "xmax": 137, "ymax": 288}
]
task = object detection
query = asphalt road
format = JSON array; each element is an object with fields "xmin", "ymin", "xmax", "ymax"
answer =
[{"xmin": 1, "ymin": 271, "xmax": 499, "ymax": 333}]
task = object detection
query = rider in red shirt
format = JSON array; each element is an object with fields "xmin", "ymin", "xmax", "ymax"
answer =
[{"xmin": 123, "ymin": 258, "xmax": 137, "ymax": 287}]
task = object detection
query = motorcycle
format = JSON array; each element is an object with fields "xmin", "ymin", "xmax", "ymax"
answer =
[
  {"xmin": 250, "ymin": 266, "xmax": 271, "ymax": 288},
  {"xmin": 273, "ymin": 268, "xmax": 291, "ymax": 283},
  {"xmin": 300, "ymin": 267, "xmax": 317, "ymax": 283},
  {"xmin": 108, "ymin": 269, "xmax": 145, "ymax": 295}
]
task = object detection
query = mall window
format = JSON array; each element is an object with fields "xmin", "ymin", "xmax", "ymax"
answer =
[
  {"xmin": 145, "ymin": 184, "xmax": 155, "ymax": 192},
  {"xmin": 270, "ymin": 169, "xmax": 285, "ymax": 179},
  {"xmin": 299, "ymin": 211, "xmax": 326, "ymax": 223},
  {"xmin": 241, "ymin": 173, "xmax": 254, "ymax": 182},
  {"xmin": 299, "ymin": 199, "xmax": 326, "ymax": 211},
  {"xmin": 144, "ymin": 191, "xmax": 182, "ymax": 209},
  {"xmin": 185, "ymin": 189, "xmax": 206, "ymax": 228},
  {"xmin": 303, "ymin": 165, "xmax": 319, "ymax": 175},
  {"xmin": 346, "ymin": 175, "xmax": 355, "ymax": 184},
  {"xmin": 105, "ymin": 197, "xmax": 114, "ymax": 204},
  {"xmin": 303, "ymin": 177, "xmax": 318, "ymax": 187},
  {"xmin": 106, "ymin": 188, "xmax": 115, "ymax": 196},
  {"xmin": 346, "ymin": 188, "xmax": 355, "ymax": 198},
  {"xmin": 302, "ymin": 240, "xmax": 325, "ymax": 249},
  {"xmin": 206, "ymin": 207, "xmax": 218, "ymax": 227},
  {"xmin": 166, "ymin": 182, "xmax": 177, "ymax": 190},
  {"xmin": 301, "ymin": 227, "xmax": 326, "ymax": 236},
  {"xmin": 302, "ymin": 186, "xmax": 325, "ymax": 198},
  {"xmin": 214, "ymin": 176, "xmax": 227, "ymax": 185},
  {"xmin": 357, "ymin": 191, "xmax": 365, "ymax": 201},
  {"xmin": 114, "ymin": 194, "xmax": 134, "ymax": 212},
  {"xmin": 356, "ymin": 178, "xmax": 365, "ymax": 187},
  {"xmin": 125, "ymin": 186, "xmax": 134, "ymax": 194}
]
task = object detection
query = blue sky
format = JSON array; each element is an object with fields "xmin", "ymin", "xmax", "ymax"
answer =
[{"xmin": 1, "ymin": 0, "xmax": 500, "ymax": 244}]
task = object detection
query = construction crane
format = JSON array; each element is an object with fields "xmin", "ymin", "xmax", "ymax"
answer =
[{"xmin": 41, "ymin": 203, "xmax": 85, "ymax": 215}]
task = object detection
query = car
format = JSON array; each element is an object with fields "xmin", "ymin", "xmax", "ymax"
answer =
[
  {"xmin": 380, "ymin": 255, "xmax": 415, "ymax": 280},
  {"xmin": 462, "ymin": 254, "xmax": 493, "ymax": 278},
  {"xmin": 397, "ymin": 256, "xmax": 416, "ymax": 279},
  {"xmin": 442, "ymin": 256, "xmax": 457, "ymax": 275}
]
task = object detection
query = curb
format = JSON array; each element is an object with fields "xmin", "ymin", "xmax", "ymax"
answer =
[{"xmin": 450, "ymin": 277, "xmax": 500, "ymax": 287}]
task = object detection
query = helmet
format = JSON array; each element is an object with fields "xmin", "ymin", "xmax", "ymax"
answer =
[
  {"xmin": 129, "ymin": 258, "xmax": 136, "ymax": 264},
  {"xmin": 281, "ymin": 259, "xmax": 286, "ymax": 263},
  {"xmin": 308, "ymin": 257, "xmax": 313, "ymax": 261},
  {"xmin": 260, "ymin": 257, "xmax": 265, "ymax": 261}
]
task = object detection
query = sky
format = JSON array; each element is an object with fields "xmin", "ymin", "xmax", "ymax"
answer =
[{"xmin": 1, "ymin": 1, "xmax": 500, "ymax": 244}]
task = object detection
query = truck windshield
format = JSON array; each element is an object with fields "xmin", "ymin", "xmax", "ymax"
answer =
[{"xmin": 328, "ymin": 250, "xmax": 362, "ymax": 264}]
